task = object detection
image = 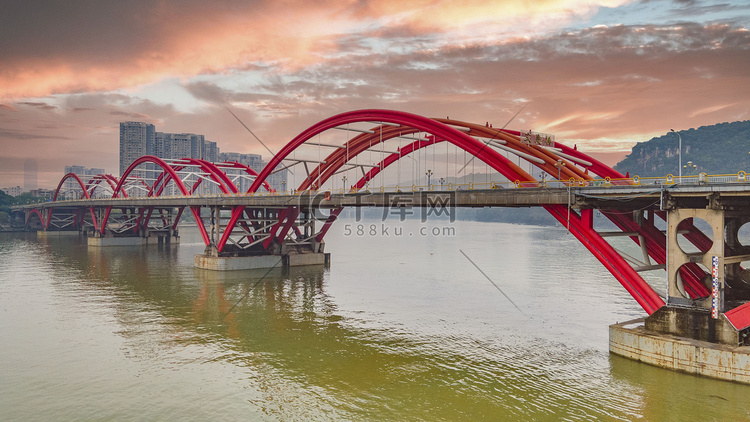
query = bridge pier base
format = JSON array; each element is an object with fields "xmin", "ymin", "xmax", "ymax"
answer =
[
  {"xmin": 610, "ymin": 318, "xmax": 750, "ymax": 384},
  {"xmin": 87, "ymin": 233, "xmax": 180, "ymax": 247},
  {"xmin": 610, "ymin": 203, "xmax": 750, "ymax": 383},
  {"xmin": 37, "ymin": 230, "xmax": 80, "ymax": 237},
  {"xmin": 194, "ymin": 252, "xmax": 330, "ymax": 271}
]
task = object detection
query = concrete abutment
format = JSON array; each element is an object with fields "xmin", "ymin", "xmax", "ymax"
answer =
[{"xmin": 610, "ymin": 319, "xmax": 750, "ymax": 384}]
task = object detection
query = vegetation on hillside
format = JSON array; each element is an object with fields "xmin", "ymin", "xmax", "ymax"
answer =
[
  {"xmin": 614, "ymin": 121, "xmax": 750, "ymax": 177},
  {"xmin": 0, "ymin": 191, "xmax": 48, "ymax": 227}
]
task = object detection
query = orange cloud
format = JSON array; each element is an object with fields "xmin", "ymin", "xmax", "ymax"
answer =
[
  {"xmin": 0, "ymin": 0, "xmax": 635, "ymax": 100},
  {"xmin": 362, "ymin": 0, "xmax": 632, "ymax": 33}
]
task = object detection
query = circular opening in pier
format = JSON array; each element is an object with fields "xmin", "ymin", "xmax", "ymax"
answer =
[
  {"xmin": 736, "ymin": 222, "xmax": 750, "ymax": 247},
  {"xmin": 676, "ymin": 217, "xmax": 713, "ymax": 255},
  {"xmin": 675, "ymin": 262, "xmax": 711, "ymax": 299},
  {"xmin": 736, "ymin": 261, "xmax": 750, "ymax": 288}
]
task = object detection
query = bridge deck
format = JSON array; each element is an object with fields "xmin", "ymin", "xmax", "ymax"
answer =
[{"xmin": 13, "ymin": 184, "xmax": 750, "ymax": 211}]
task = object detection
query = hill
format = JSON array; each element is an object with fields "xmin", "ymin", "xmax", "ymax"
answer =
[{"xmin": 613, "ymin": 121, "xmax": 750, "ymax": 177}]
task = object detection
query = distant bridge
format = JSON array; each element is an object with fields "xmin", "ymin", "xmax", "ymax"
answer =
[{"xmin": 12, "ymin": 109, "xmax": 750, "ymax": 351}]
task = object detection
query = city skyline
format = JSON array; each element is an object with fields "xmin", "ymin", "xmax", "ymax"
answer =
[
  {"xmin": 1, "ymin": 0, "xmax": 748, "ymax": 187},
  {"xmin": 119, "ymin": 121, "xmax": 220, "ymax": 176}
]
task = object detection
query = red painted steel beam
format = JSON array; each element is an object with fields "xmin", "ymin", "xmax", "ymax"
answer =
[{"xmin": 51, "ymin": 172, "xmax": 98, "ymax": 232}]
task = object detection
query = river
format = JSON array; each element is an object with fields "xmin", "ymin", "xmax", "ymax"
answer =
[{"xmin": 1, "ymin": 218, "xmax": 750, "ymax": 420}]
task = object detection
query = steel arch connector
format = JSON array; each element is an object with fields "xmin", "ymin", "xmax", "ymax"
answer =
[
  {"xmin": 216, "ymin": 161, "xmax": 275, "ymax": 193},
  {"xmin": 101, "ymin": 156, "xmax": 211, "ymax": 245},
  {"xmin": 249, "ymin": 109, "xmax": 535, "ymax": 194},
  {"xmin": 84, "ymin": 174, "xmax": 120, "ymax": 198},
  {"xmin": 50, "ymin": 172, "xmax": 98, "ymax": 231}
]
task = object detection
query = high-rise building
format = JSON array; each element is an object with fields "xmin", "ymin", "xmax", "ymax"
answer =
[
  {"xmin": 120, "ymin": 122, "xmax": 221, "ymax": 177},
  {"xmin": 24, "ymin": 158, "xmax": 37, "ymax": 193},
  {"xmin": 203, "ymin": 139, "xmax": 219, "ymax": 163},
  {"xmin": 120, "ymin": 122, "xmax": 155, "ymax": 176}
]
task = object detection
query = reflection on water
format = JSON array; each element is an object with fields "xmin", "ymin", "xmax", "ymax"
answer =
[{"xmin": 2, "ymin": 221, "xmax": 750, "ymax": 420}]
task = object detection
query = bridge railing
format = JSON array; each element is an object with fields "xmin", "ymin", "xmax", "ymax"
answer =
[
  {"xmin": 29, "ymin": 171, "xmax": 750, "ymax": 203},
  {"xmin": 631, "ymin": 172, "xmax": 748, "ymax": 186}
]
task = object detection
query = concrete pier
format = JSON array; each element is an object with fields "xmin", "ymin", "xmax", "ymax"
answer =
[
  {"xmin": 87, "ymin": 235, "xmax": 179, "ymax": 247},
  {"xmin": 194, "ymin": 252, "xmax": 330, "ymax": 271},
  {"xmin": 610, "ymin": 319, "xmax": 750, "ymax": 384},
  {"xmin": 37, "ymin": 230, "xmax": 80, "ymax": 237}
]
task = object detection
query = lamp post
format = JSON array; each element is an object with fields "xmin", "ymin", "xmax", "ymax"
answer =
[
  {"xmin": 671, "ymin": 129, "xmax": 682, "ymax": 179},
  {"xmin": 555, "ymin": 159, "xmax": 566, "ymax": 184},
  {"xmin": 425, "ymin": 169, "xmax": 433, "ymax": 187},
  {"xmin": 439, "ymin": 177, "xmax": 445, "ymax": 190},
  {"xmin": 683, "ymin": 161, "xmax": 697, "ymax": 173},
  {"xmin": 342, "ymin": 175, "xmax": 347, "ymax": 192},
  {"xmin": 282, "ymin": 179, "xmax": 287, "ymax": 194}
]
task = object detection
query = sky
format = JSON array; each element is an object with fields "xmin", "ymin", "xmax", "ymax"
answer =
[{"xmin": 1, "ymin": 0, "xmax": 749, "ymax": 188}]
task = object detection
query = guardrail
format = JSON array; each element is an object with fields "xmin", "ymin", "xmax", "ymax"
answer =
[{"xmin": 16, "ymin": 171, "xmax": 750, "ymax": 203}]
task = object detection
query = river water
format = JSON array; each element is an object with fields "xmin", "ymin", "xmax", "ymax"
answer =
[{"xmin": 2, "ymin": 218, "xmax": 750, "ymax": 421}]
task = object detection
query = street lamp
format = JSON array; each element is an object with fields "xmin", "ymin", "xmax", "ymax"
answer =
[
  {"xmin": 555, "ymin": 159, "xmax": 566, "ymax": 184},
  {"xmin": 282, "ymin": 179, "xmax": 287, "ymax": 193},
  {"xmin": 683, "ymin": 161, "xmax": 697, "ymax": 173},
  {"xmin": 439, "ymin": 177, "xmax": 445, "ymax": 190},
  {"xmin": 671, "ymin": 129, "xmax": 682, "ymax": 179},
  {"xmin": 425, "ymin": 169, "xmax": 433, "ymax": 186},
  {"xmin": 342, "ymin": 175, "xmax": 347, "ymax": 191}
]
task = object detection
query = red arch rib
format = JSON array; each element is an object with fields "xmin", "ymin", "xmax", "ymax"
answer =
[
  {"xmin": 50, "ymin": 173, "xmax": 98, "ymax": 231},
  {"xmin": 101, "ymin": 156, "xmax": 210, "ymax": 245}
]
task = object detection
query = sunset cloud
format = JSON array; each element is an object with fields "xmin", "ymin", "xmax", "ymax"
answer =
[{"xmin": 0, "ymin": 0, "xmax": 639, "ymax": 100}]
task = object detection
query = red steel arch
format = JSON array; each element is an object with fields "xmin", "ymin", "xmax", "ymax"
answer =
[
  {"xmin": 216, "ymin": 109, "xmax": 536, "ymax": 254},
  {"xmin": 249, "ymin": 109, "xmax": 535, "ymax": 193},
  {"xmin": 233, "ymin": 109, "xmax": 667, "ymax": 313},
  {"xmin": 25, "ymin": 208, "xmax": 46, "ymax": 229},
  {"xmin": 49, "ymin": 172, "xmax": 99, "ymax": 231},
  {"xmin": 35, "ymin": 109, "xmax": 720, "ymax": 316}
]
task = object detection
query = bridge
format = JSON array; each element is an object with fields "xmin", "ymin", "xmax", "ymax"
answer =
[{"xmin": 11, "ymin": 109, "xmax": 750, "ymax": 383}]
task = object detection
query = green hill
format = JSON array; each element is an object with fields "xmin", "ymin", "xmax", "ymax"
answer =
[{"xmin": 613, "ymin": 121, "xmax": 750, "ymax": 177}]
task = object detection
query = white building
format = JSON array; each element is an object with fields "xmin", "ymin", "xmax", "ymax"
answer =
[{"xmin": 1, "ymin": 186, "xmax": 22, "ymax": 196}]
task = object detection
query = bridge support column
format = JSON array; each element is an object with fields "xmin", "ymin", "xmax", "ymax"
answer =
[
  {"xmin": 193, "ymin": 205, "xmax": 330, "ymax": 271},
  {"xmin": 87, "ymin": 206, "xmax": 180, "ymax": 247},
  {"xmin": 611, "ymin": 206, "xmax": 750, "ymax": 383}
]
